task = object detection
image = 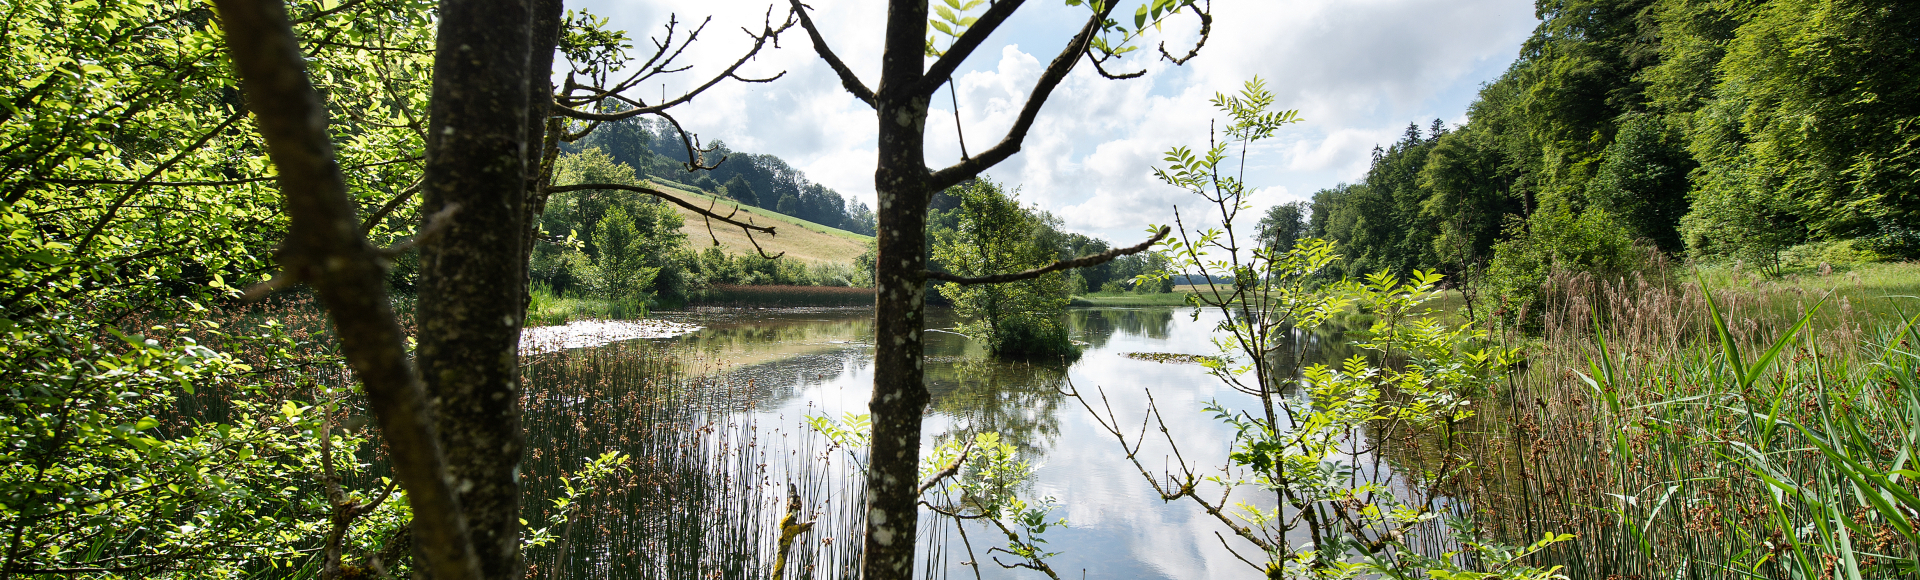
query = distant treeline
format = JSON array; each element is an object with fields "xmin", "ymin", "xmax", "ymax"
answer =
[
  {"xmin": 569, "ymin": 116, "xmax": 877, "ymax": 236},
  {"xmin": 1281, "ymin": 0, "xmax": 1916, "ymax": 304}
]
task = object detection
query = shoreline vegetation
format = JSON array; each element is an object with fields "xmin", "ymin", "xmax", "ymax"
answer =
[
  {"xmin": 13, "ymin": 0, "xmax": 1919, "ymax": 576},
  {"xmin": 526, "ymin": 259, "xmax": 1919, "ymax": 327}
]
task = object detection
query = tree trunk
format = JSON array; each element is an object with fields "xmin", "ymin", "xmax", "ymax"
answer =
[
  {"xmin": 415, "ymin": 0, "xmax": 532, "ymax": 577},
  {"xmin": 211, "ymin": 0, "xmax": 483, "ymax": 578},
  {"xmin": 863, "ymin": 2, "xmax": 933, "ymax": 577},
  {"xmin": 521, "ymin": 0, "xmax": 564, "ymax": 309}
]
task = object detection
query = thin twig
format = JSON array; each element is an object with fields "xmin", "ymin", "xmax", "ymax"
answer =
[{"xmin": 929, "ymin": 227, "xmax": 1167, "ymax": 285}]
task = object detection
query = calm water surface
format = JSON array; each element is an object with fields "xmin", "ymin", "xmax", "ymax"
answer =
[{"xmin": 604, "ymin": 306, "xmax": 1362, "ymax": 579}]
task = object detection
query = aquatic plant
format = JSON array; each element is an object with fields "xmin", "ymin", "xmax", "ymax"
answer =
[{"xmin": 1455, "ymin": 266, "xmax": 1920, "ymax": 578}]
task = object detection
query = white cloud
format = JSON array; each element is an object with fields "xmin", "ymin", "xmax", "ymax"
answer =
[{"xmin": 571, "ymin": 0, "xmax": 1535, "ymax": 245}]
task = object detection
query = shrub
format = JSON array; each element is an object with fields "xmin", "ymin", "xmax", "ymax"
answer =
[
  {"xmin": 931, "ymin": 180, "xmax": 1077, "ymax": 359},
  {"xmin": 1484, "ymin": 207, "xmax": 1644, "ymax": 318}
]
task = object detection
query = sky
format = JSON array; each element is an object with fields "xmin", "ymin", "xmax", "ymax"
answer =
[{"xmin": 567, "ymin": 0, "xmax": 1541, "ymax": 246}]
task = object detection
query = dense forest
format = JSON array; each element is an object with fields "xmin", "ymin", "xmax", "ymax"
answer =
[{"xmin": 1298, "ymin": 0, "xmax": 1917, "ymax": 306}]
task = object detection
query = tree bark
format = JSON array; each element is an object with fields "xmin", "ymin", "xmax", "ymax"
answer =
[
  {"xmin": 415, "ymin": 0, "xmax": 533, "ymax": 577},
  {"xmin": 521, "ymin": 0, "xmax": 564, "ymax": 315},
  {"xmin": 210, "ymin": 1, "xmax": 482, "ymax": 579},
  {"xmin": 863, "ymin": 1, "xmax": 934, "ymax": 577}
]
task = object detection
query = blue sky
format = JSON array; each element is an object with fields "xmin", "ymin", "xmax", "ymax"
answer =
[{"xmin": 568, "ymin": 0, "xmax": 1539, "ymax": 246}]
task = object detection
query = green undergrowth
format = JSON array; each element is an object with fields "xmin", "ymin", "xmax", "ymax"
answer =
[
  {"xmin": 1457, "ymin": 267, "xmax": 1920, "ymax": 577},
  {"xmin": 527, "ymin": 283, "xmax": 648, "ymax": 327},
  {"xmin": 1693, "ymin": 260, "xmax": 1920, "ymax": 323}
]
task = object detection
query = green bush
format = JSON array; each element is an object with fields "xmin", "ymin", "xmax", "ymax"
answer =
[
  {"xmin": 1485, "ymin": 207, "xmax": 1643, "ymax": 317},
  {"xmin": 931, "ymin": 179, "xmax": 1077, "ymax": 359},
  {"xmin": 532, "ymin": 148, "xmax": 689, "ymax": 308},
  {"xmin": 982, "ymin": 313, "xmax": 1079, "ymax": 361}
]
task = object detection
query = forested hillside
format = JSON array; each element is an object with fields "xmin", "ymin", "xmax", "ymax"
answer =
[
  {"xmin": 1302, "ymin": 0, "xmax": 1917, "ymax": 303},
  {"xmin": 571, "ymin": 116, "xmax": 877, "ymax": 236}
]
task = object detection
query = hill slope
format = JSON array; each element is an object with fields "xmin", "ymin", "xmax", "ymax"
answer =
[{"xmin": 646, "ymin": 179, "xmax": 871, "ymax": 264}]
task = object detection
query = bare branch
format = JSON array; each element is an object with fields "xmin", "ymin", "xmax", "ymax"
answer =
[
  {"xmin": 573, "ymin": 14, "xmax": 706, "ymax": 101},
  {"xmin": 1086, "ymin": 51, "xmax": 1148, "ymax": 80},
  {"xmin": 1087, "ymin": 1, "xmax": 1212, "ymax": 80},
  {"xmin": 545, "ymin": 182, "xmax": 777, "ymax": 235},
  {"xmin": 789, "ymin": 0, "xmax": 875, "ymax": 108},
  {"xmin": 655, "ymin": 110, "xmax": 728, "ymax": 171},
  {"xmin": 928, "ymin": 226, "xmax": 1167, "ymax": 285},
  {"xmin": 924, "ymin": 2, "xmax": 1117, "ymax": 194},
  {"xmin": 551, "ymin": 8, "xmax": 796, "ymax": 121},
  {"xmin": 918, "ymin": 0, "xmax": 1025, "ymax": 94},
  {"xmin": 1214, "ymin": 531, "xmax": 1262, "ymax": 571},
  {"xmin": 1156, "ymin": 0, "xmax": 1212, "ymax": 66},
  {"xmin": 741, "ymin": 220, "xmax": 787, "ymax": 260}
]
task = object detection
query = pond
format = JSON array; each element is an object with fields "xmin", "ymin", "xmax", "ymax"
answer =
[{"xmin": 519, "ymin": 306, "xmax": 1399, "ymax": 580}]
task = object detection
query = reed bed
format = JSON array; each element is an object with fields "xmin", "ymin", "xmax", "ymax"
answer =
[
  {"xmin": 132, "ymin": 295, "xmax": 871, "ymax": 579},
  {"xmin": 520, "ymin": 339, "xmax": 869, "ymax": 580},
  {"xmin": 1452, "ymin": 267, "xmax": 1920, "ymax": 578},
  {"xmin": 691, "ymin": 285, "xmax": 876, "ymax": 308}
]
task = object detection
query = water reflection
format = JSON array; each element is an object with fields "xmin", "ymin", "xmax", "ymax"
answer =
[
  {"xmin": 527, "ymin": 306, "xmax": 1414, "ymax": 579},
  {"xmin": 1067, "ymin": 307, "xmax": 1175, "ymax": 347},
  {"xmin": 925, "ymin": 358, "xmax": 1068, "ymax": 460}
]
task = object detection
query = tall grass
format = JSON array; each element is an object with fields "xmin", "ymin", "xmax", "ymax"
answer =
[
  {"xmin": 146, "ymin": 295, "xmax": 868, "ymax": 579},
  {"xmin": 688, "ymin": 285, "xmax": 875, "ymax": 308},
  {"xmin": 1454, "ymin": 266, "xmax": 1920, "ymax": 578},
  {"xmin": 528, "ymin": 282, "xmax": 648, "ymax": 327},
  {"xmin": 519, "ymin": 340, "xmax": 868, "ymax": 580}
]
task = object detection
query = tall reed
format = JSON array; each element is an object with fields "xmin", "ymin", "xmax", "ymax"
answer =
[
  {"xmin": 146, "ymin": 296, "xmax": 869, "ymax": 579},
  {"xmin": 1455, "ymin": 267, "xmax": 1918, "ymax": 578},
  {"xmin": 519, "ymin": 339, "xmax": 868, "ymax": 580}
]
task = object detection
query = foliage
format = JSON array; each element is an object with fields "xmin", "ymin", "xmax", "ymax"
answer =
[
  {"xmin": 1255, "ymin": 201, "xmax": 1309, "ymax": 254},
  {"xmin": 1586, "ymin": 114, "xmax": 1693, "ymax": 252},
  {"xmin": 0, "ymin": 314, "xmax": 408, "ymax": 578},
  {"xmin": 1306, "ymin": 0, "xmax": 1917, "ymax": 316},
  {"xmin": 807, "ymin": 413, "xmax": 1068, "ymax": 578},
  {"xmin": 533, "ymin": 148, "xmax": 687, "ymax": 304},
  {"xmin": 525, "ymin": 282, "xmax": 647, "ymax": 327},
  {"xmin": 1307, "ymin": 122, "xmax": 1445, "ymax": 279},
  {"xmin": 1484, "ymin": 206, "xmax": 1645, "ymax": 315},
  {"xmin": 922, "ymin": 432, "xmax": 1067, "ymax": 577},
  {"xmin": 1370, "ymin": 519, "xmax": 1575, "ymax": 580},
  {"xmin": 3, "ymin": 0, "xmax": 435, "ymax": 320},
  {"xmin": 1683, "ymin": 0, "xmax": 1919, "ymax": 258},
  {"xmin": 1099, "ymin": 77, "xmax": 1561, "ymax": 578},
  {"xmin": 523, "ymin": 451, "xmax": 631, "ymax": 551},
  {"xmin": 1711, "ymin": 293, "xmax": 1920, "ymax": 577},
  {"xmin": 1, "ymin": 0, "xmax": 434, "ymax": 575},
  {"xmin": 681, "ymin": 246, "xmax": 865, "ymax": 289},
  {"xmin": 932, "ymin": 180, "xmax": 1077, "ymax": 359}
]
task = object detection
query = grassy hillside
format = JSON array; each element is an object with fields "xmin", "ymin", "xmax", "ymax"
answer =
[{"xmin": 645, "ymin": 179, "xmax": 871, "ymax": 264}]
